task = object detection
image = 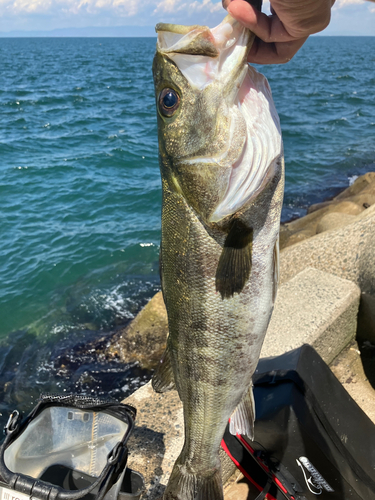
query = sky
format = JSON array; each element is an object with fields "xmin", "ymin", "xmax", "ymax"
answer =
[{"xmin": 0, "ymin": 0, "xmax": 374, "ymax": 35}]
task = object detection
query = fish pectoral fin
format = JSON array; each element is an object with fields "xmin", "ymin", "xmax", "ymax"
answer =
[
  {"xmin": 152, "ymin": 345, "xmax": 176, "ymax": 393},
  {"xmin": 215, "ymin": 220, "xmax": 253, "ymax": 300},
  {"xmin": 229, "ymin": 385, "xmax": 255, "ymax": 440}
]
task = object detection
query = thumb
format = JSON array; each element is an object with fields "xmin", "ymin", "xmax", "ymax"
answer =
[{"xmin": 227, "ymin": 1, "xmax": 299, "ymax": 43}]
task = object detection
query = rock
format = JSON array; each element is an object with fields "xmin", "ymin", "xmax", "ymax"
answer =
[
  {"xmin": 357, "ymin": 292, "xmax": 375, "ymax": 343},
  {"xmin": 335, "ymin": 172, "xmax": 375, "ymax": 201},
  {"xmin": 282, "ymin": 227, "xmax": 315, "ymax": 248},
  {"xmin": 282, "ymin": 200, "xmax": 364, "ymax": 248},
  {"xmin": 279, "ymin": 225, "xmax": 293, "ymax": 249},
  {"xmin": 307, "ymin": 200, "xmax": 336, "ymax": 214},
  {"xmin": 108, "ymin": 291, "xmax": 168, "ymax": 370},
  {"xmin": 261, "ymin": 267, "xmax": 361, "ymax": 364},
  {"xmin": 307, "ymin": 199, "xmax": 364, "ymax": 215},
  {"xmin": 306, "ymin": 172, "xmax": 375, "ymax": 214},
  {"xmin": 284, "ymin": 205, "xmax": 328, "ymax": 233},
  {"xmin": 360, "ymin": 180, "xmax": 375, "ymax": 196},
  {"xmin": 279, "ymin": 204, "xmax": 375, "ymax": 295},
  {"xmin": 328, "ymin": 200, "xmax": 364, "ymax": 215},
  {"xmin": 124, "ymin": 382, "xmax": 183, "ymax": 500},
  {"xmin": 330, "ymin": 340, "xmax": 375, "ymax": 424},
  {"xmin": 224, "ymin": 475, "xmax": 259, "ymax": 500},
  {"xmin": 344, "ymin": 193, "xmax": 375, "ymax": 209},
  {"xmin": 316, "ymin": 212, "xmax": 357, "ymax": 234}
]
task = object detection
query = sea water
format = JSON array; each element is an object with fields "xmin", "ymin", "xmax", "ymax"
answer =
[{"xmin": 0, "ymin": 36, "xmax": 374, "ymax": 421}]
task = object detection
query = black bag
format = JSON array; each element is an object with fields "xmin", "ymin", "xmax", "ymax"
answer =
[{"xmin": 221, "ymin": 345, "xmax": 375, "ymax": 500}]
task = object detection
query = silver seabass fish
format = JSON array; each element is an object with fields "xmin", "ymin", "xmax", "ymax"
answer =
[{"xmin": 152, "ymin": 14, "xmax": 284, "ymax": 500}]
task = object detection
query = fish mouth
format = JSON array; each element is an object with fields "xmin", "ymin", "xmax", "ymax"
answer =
[{"xmin": 156, "ymin": 16, "xmax": 250, "ymax": 91}]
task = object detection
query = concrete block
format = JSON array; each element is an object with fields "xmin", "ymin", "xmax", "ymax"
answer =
[
  {"xmin": 261, "ymin": 267, "xmax": 361, "ymax": 364},
  {"xmin": 330, "ymin": 340, "xmax": 375, "ymax": 424},
  {"xmin": 280, "ymin": 203, "xmax": 375, "ymax": 296},
  {"xmin": 124, "ymin": 381, "xmax": 183, "ymax": 500}
]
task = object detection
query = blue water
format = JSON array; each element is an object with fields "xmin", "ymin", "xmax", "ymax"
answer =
[{"xmin": 0, "ymin": 36, "xmax": 374, "ymax": 419}]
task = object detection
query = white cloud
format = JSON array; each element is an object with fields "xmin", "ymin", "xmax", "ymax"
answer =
[
  {"xmin": 0, "ymin": 0, "xmax": 222, "ymax": 21},
  {"xmin": 0, "ymin": 0, "xmax": 374, "ymax": 32},
  {"xmin": 0, "ymin": 0, "xmax": 149, "ymax": 16},
  {"xmin": 1, "ymin": 0, "xmax": 51, "ymax": 14},
  {"xmin": 154, "ymin": 0, "xmax": 221, "ymax": 15},
  {"xmin": 333, "ymin": 0, "xmax": 366, "ymax": 8}
]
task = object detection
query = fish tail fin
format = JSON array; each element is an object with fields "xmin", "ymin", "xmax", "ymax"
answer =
[
  {"xmin": 152, "ymin": 344, "xmax": 176, "ymax": 393},
  {"xmin": 163, "ymin": 460, "xmax": 223, "ymax": 500},
  {"xmin": 229, "ymin": 384, "xmax": 255, "ymax": 440}
]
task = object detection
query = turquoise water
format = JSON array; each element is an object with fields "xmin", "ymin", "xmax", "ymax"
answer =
[{"xmin": 0, "ymin": 36, "xmax": 375, "ymax": 417}]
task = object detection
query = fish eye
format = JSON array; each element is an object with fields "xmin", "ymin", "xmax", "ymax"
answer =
[{"xmin": 159, "ymin": 88, "xmax": 180, "ymax": 117}]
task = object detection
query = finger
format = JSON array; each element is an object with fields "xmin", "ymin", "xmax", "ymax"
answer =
[
  {"xmin": 227, "ymin": 1, "xmax": 300, "ymax": 43},
  {"xmin": 247, "ymin": 36, "xmax": 308, "ymax": 64}
]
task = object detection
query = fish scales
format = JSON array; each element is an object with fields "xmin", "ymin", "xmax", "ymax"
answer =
[{"xmin": 152, "ymin": 15, "xmax": 284, "ymax": 500}]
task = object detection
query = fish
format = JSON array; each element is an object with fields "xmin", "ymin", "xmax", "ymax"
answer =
[{"xmin": 151, "ymin": 13, "xmax": 284, "ymax": 500}]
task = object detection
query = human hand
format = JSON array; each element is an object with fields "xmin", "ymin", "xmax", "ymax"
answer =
[{"xmin": 223, "ymin": 0, "xmax": 335, "ymax": 64}]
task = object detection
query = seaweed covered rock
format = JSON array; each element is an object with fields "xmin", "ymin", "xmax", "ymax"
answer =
[{"xmin": 107, "ymin": 291, "xmax": 168, "ymax": 370}]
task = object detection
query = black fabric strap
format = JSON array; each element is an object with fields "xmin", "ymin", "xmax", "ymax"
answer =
[{"xmin": 253, "ymin": 477, "xmax": 272, "ymax": 500}]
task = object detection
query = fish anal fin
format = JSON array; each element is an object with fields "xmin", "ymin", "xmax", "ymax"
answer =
[
  {"xmin": 152, "ymin": 345, "xmax": 176, "ymax": 393},
  {"xmin": 215, "ymin": 220, "xmax": 253, "ymax": 300},
  {"xmin": 229, "ymin": 385, "xmax": 255, "ymax": 440}
]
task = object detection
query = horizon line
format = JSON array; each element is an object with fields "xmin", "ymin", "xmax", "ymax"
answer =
[{"xmin": 0, "ymin": 25, "xmax": 374, "ymax": 37}]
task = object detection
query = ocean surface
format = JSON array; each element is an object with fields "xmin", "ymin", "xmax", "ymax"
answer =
[{"xmin": 0, "ymin": 35, "xmax": 374, "ymax": 423}]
